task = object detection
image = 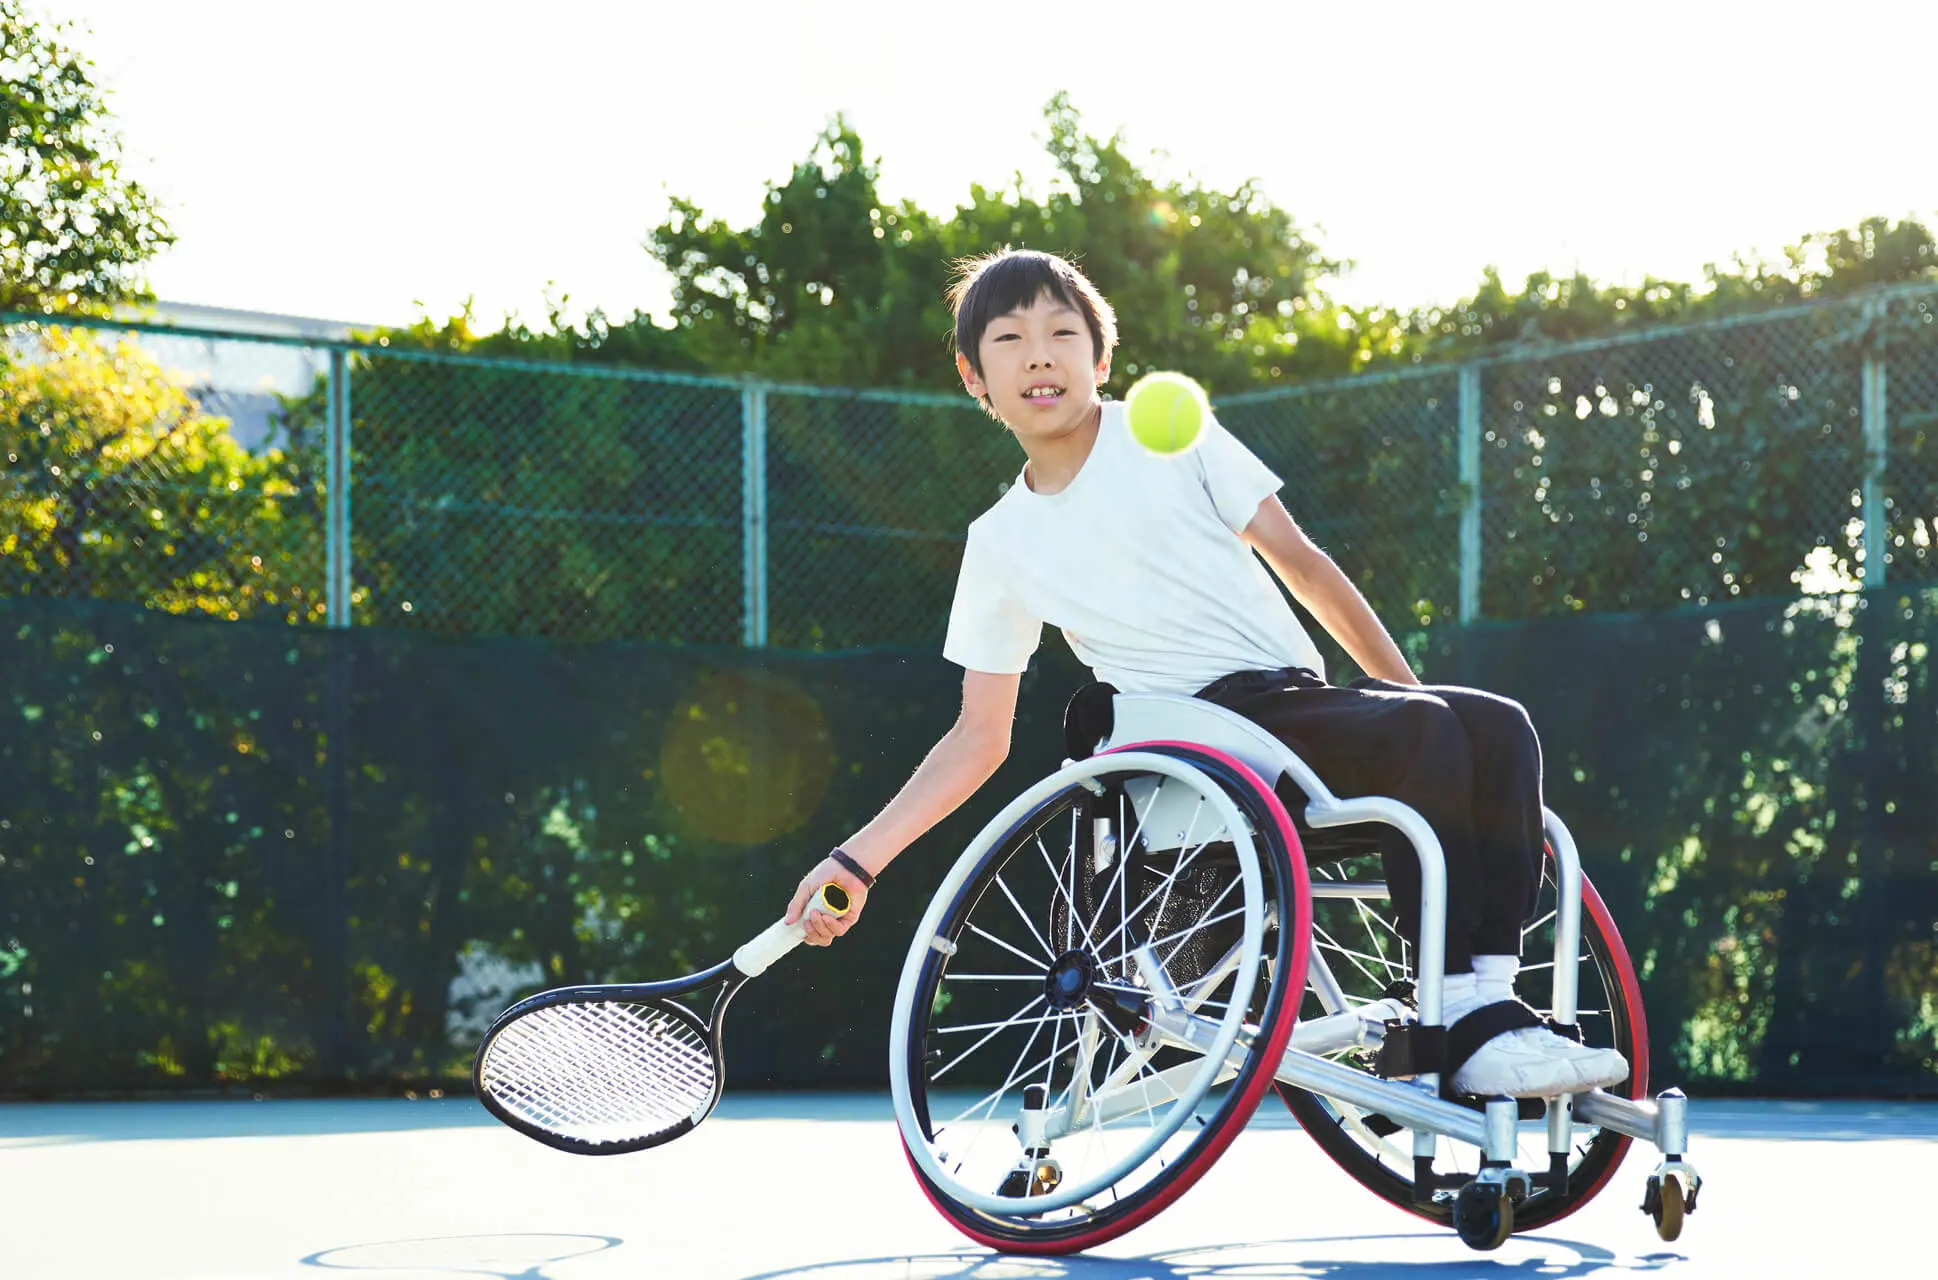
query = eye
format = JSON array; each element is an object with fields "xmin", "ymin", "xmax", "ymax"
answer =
[{"xmin": 991, "ymin": 332, "xmax": 1019, "ymax": 342}]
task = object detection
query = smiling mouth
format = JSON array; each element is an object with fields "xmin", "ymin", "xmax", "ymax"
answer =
[{"xmin": 1022, "ymin": 386, "xmax": 1065, "ymax": 402}]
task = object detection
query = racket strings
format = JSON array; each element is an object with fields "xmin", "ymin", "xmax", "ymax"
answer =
[{"xmin": 480, "ymin": 1001, "xmax": 718, "ymax": 1145}]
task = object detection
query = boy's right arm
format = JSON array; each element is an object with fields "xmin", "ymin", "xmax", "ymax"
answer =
[{"xmin": 788, "ymin": 668, "xmax": 1020, "ymax": 944}]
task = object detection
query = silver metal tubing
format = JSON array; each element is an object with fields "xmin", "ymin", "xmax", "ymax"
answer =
[
  {"xmin": 1541, "ymin": 808, "xmax": 1585, "ymax": 1159},
  {"xmin": 1308, "ymin": 798, "xmax": 1446, "ymax": 1025},
  {"xmin": 1541, "ymin": 808, "xmax": 1584, "ymax": 1028},
  {"xmin": 1308, "ymin": 795, "xmax": 1449, "ymax": 1109},
  {"xmin": 1306, "ymin": 948, "xmax": 1351, "ymax": 1015},
  {"xmin": 1655, "ymin": 1087, "xmax": 1688, "ymax": 1156},
  {"xmin": 1288, "ymin": 1008, "xmax": 1382, "ymax": 1056},
  {"xmin": 1575, "ymin": 1089, "xmax": 1661, "ymax": 1145},
  {"xmin": 1272, "ymin": 1047, "xmax": 1490, "ymax": 1149},
  {"xmin": 1049, "ymin": 1059, "xmax": 1203, "ymax": 1137},
  {"xmin": 1484, "ymin": 1098, "xmax": 1519, "ymax": 1164},
  {"xmin": 1136, "ymin": 1002, "xmax": 1489, "ymax": 1148},
  {"xmin": 1309, "ymin": 881, "xmax": 1390, "ymax": 898}
]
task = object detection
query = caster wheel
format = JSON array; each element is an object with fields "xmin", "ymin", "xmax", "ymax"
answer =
[
  {"xmin": 997, "ymin": 1157, "xmax": 1063, "ymax": 1198},
  {"xmin": 1644, "ymin": 1172, "xmax": 1686, "ymax": 1242},
  {"xmin": 1453, "ymin": 1181, "xmax": 1515, "ymax": 1251}
]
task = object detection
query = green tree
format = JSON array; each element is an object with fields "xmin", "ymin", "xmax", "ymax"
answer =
[
  {"xmin": 0, "ymin": 327, "xmax": 318, "ymax": 621},
  {"xmin": 1394, "ymin": 216, "xmax": 1938, "ymax": 363},
  {"xmin": 0, "ymin": 1, "xmax": 173, "ymax": 313},
  {"xmin": 646, "ymin": 95, "xmax": 1351, "ymax": 394}
]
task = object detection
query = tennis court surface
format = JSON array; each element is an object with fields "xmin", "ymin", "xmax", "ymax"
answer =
[{"xmin": 3, "ymin": 1094, "xmax": 1929, "ymax": 1278}]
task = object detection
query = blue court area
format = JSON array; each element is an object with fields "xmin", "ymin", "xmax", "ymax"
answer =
[{"xmin": 2, "ymin": 1095, "xmax": 1930, "ymax": 1279}]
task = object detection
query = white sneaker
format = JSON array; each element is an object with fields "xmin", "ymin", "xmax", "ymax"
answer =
[{"xmin": 1451, "ymin": 1026, "xmax": 1630, "ymax": 1098}]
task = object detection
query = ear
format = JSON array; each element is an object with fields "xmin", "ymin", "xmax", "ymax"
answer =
[
  {"xmin": 1093, "ymin": 350, "xmax": 1112, "ymax": 388},
  {"xmin": 956, "ymin": 352, "xmax": 986, "ymax": 399}
]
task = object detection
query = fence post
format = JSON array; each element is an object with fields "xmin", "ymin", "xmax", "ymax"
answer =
[
  {"xmin": 741, "ymin": 384, "xmax": 769, "ymax": 647},
  {"xmin": 321, "ymin": 346, "xmax": 354, "ymax": 1080},
  {"xmin": 1457, "ymin": 363, "xmax": 1483, "ymax": 623},
  {"xmin": 1861, "ymin": 298, "xmax": 1889, "ymax": 588},
  {"xmin": 325, "ymin": 349, "xmax": 354, "ymax": 627}
]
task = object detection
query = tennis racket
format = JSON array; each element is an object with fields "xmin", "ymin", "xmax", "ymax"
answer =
[{"xmin": 473, "ymin": 883, "xmax": 850, "ymax": 1155}]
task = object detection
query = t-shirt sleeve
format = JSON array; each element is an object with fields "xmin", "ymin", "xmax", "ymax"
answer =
[
  {"xmin": 942, "ymin": 525, "xmax": 1041, "ymax": 673},
  {"xmin": 1195, "ymin": 410, "xmax": 1283, "ymax": 533}
]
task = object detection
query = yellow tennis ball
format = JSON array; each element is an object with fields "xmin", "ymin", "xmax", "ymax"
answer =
[{"xmin": 1125, "ymin": 371, "xmax": 1208, "ymax": 455}]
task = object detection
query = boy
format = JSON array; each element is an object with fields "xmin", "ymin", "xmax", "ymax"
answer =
[{"xmin": 782, "ymin": 248, "xmax": 1626, "ymax": 1098}]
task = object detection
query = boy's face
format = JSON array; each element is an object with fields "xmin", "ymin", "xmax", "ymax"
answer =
[{"xmin": 957, "ymin": 289, "xmax": 1110, "ymax": 442}]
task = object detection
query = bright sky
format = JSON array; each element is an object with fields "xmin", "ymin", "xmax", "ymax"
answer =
[{"xmin": 42, "ymin": 0, "xmax": 1938, "ymax": 332}]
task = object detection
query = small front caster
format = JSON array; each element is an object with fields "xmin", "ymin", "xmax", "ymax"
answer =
[
  {"xmin": 1642, "ymin": 1170, "xmax": 1694, "ymax": 1241},
  {"xmin": 1453, "ymin": 1180, "xmax": 1515, "ymax": 1251}
]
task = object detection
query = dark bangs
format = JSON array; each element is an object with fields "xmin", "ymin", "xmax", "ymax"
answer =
[{"xmin": 948, "ymin": 249, "xmax": 1118, "ymax": 376}]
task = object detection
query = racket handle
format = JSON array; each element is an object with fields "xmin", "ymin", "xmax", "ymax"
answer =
[{"xmin": 733, "ymin": 883, "xmax": 852, "ymax": 976}]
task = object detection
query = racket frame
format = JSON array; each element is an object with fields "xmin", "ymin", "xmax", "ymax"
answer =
[{"xmin": 472, "ymin": 960, "xmax": 747, "ymax": 1155}]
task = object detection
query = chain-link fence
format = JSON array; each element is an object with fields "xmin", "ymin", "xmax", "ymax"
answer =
[
  {"xmin": 346, "ymin": 349, "xmax": 747, "ymax": 643},
  {"xmin": 1884, "ymin": 290, "xmax": 1938, "ymax": 584},
  {"xmin": 1220, "ymin": 367, "xmax": 1464, "ymax": 628},
  {"xmin": 5, "ymin": 286, "xmax": 1936, "ymax": 646},
  {"xmin": 763, "ymin": 385, "xmax": 1003, "ymax": 649}
]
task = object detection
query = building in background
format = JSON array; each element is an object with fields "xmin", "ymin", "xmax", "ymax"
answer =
[{"xmin": 109, "ymin": 301, "xmax": 379, "ymax": 451}]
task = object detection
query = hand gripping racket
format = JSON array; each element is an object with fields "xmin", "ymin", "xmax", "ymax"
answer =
[{"xmin": 473, "ymin": 883, "xmax": 849, "ymax": 1154}]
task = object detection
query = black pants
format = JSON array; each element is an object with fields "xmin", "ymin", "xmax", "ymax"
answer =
[{"xmin": 1194, "ymin": 667, "xmax": 1545, "ymax": 974}]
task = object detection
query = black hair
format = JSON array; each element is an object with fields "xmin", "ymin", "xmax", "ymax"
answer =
[{"xmin": 947, "ymin": 248, "xmax": 1118, "ymax": 381}]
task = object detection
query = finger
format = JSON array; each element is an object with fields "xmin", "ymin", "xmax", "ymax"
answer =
[{"xmin": 785, "ymin": 881, "xmax": 814, "ymax": 925}]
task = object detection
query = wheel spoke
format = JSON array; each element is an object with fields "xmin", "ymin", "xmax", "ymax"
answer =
[
  {"xmin": 966, "ymin": 921, "xmax": 1051, "ymax": 972},
  {"xmin": 992, "ymin": 871, "xmax": 1057, "ymax": 962},
  {"xmin": 932, "ymin": 994, "xmax": 1049, "ymax": 1082},
  {"xmin": 1038, "ymin": 833, "xmax": 1101, "ymax": 955},
  {"xmin": 933, "ymin": 1009, "xmax": 1069, "ymax": 1036}
]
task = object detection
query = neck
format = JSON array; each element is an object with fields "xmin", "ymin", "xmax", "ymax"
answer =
[{"xmin": 1019, "ymin": 399, "xmax": 1104, "ymax": 496}]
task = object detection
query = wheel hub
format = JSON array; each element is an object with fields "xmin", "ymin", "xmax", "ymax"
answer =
[{"xmin": 1043, "ymin": 949, "xmax": 1098, "ymax": 1010}]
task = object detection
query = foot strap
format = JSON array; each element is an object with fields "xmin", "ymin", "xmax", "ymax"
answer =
[
  {"xmin": 1372, "ymin": 997, "xmax": 1543, "ymax": 1084},
  {"xmin": 1444, "ymin": 999, "xmax": 1544, "ymax": 1084}
]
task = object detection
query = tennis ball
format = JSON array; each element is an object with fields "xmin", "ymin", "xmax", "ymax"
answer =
[{"xmin": 1124, "ymin": 371, "xmax": 1208, "ymax": 455}]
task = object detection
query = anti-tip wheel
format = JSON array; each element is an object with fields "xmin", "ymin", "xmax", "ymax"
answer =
[{"xmin": 1453, "ymin": 1181, "xmax": 1515, "ymax": 1251}]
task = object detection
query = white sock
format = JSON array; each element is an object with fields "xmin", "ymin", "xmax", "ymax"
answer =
[
  {"xmin": 1441, "ymin": 971, "xmax": 1480, "ymax": 1023},
  {"xmin": 1473, "ymin": 954, "xmax": 1519, "ymax": 1007}
]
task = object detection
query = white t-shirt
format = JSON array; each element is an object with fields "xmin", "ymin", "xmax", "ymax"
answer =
[{"xmin": 943, "ymin": 400, "xmax": 1326, "ymax": 694}]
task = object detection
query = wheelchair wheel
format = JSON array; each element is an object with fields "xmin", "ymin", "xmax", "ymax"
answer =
[
  {"xmin": 1279, "ymin": 846, "xmax": 1647, "ymax": 1232},
  {"xmin": 890, "ymin": 744, "xmax": 1311, "ymax": 1255}
]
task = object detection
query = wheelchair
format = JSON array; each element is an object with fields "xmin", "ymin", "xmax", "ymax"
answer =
[{"xmin": 887, "ymin": 689, "xmax": 1701, "ymax": 1255}]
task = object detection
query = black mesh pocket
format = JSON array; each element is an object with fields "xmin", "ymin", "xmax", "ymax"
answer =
[
  {"xmin": 1047, "ymin": 819, "xmax": 1246, "ymax": 994},
  {"xmin": 1134, "ymin": 844, "xmax": 1246, "ymax": 990}
]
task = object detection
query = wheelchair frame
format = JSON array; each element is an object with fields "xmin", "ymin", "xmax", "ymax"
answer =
[{"xmin": 889, "ymin": 691, "xmax": 1702, "ymax": 1252}]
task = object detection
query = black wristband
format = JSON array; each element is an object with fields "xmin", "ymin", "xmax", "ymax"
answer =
[{"xmin": 829, "ymin": 848, "xmax": 876, "ymax": 888}]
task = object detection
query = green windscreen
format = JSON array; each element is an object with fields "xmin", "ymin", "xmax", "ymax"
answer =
[{"xmin": 1, "ymin": 590, "xmax": 1932, "ymax": 1096}]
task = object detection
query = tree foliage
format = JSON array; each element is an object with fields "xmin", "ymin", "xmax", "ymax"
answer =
[
  {"xmin": 0, "ymin": 0, "xmax": 172, "ymax": 313},
  {"xmin": 0, "ymin": 328, "xmax": 318, "ymax": 622},
  {"xmin": 449, "ymin": 96, "xmax": 1938, "ymax": 404},
  {"xmin": 646, "ymin": 94, "xmax": 1350, "ymax": 392}
]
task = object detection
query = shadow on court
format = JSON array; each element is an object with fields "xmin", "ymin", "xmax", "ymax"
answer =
[
  {"xmin": 738, "ymin": 1235, "xmax": 1689, "ymax": 1280},
  {"xmin": 299, "ymin": 1233, "xmax": 623, "ymax": 1279}
]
